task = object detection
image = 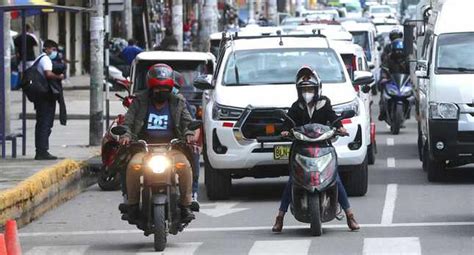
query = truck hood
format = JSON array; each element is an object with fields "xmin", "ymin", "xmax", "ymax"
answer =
[
  {"xmin": 430, "ymin": 74, "xmax": 474, "ymax": 104},
  {"xmin": 215, "ymin": 83, "xmax": 357, "ymax": 108}
]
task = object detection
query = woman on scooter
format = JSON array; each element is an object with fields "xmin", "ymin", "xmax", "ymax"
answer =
[{"xmin": 272, "ymin": 66, "xmax": 360, "ymax": 232}]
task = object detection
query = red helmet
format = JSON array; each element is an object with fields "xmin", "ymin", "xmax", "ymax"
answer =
[{"xmin": 146, "ymin": 63, "xmax": 174, "ymax": 89}]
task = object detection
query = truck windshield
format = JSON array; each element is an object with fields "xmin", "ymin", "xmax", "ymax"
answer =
[
  {"xmin": 436, "ymin": 33, "xmax": 474, "ymax": 74},
  {"xmin": 222, "ymin": 48, "xmax": 346, "ymax": 86}
]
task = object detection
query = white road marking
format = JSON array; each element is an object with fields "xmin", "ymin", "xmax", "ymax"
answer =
[
  {"xmin": 387, "ymin": 138, "xmax": 395, "ymax": 146},
  {"xmin": 136, "ymin": 242, "xmax": 202, "ymax": 255},
  {"xmin": 381, "ymin": 184, "xmax": 398, "ymax": 225},
  {"xmin": 248, "ymin": 240, "xmax": 311, "ymax": 255},
  {"xmin": 363, "ymin": 237, "xmax": 421, "ymax": 255},
  {"xmin": 19, "ymin": 221, "xmax": 474, "ymax": 237},
  {"xmin": 25, "ymin": 245, "xmax": 89, "ymax": 255},
  {"xmin": 387, "ymin": 158, "xmax": 396, "ymax": 168},
  {"xmin": 200, "ymin": 202, "xmax": 249, "ymax": 217}
]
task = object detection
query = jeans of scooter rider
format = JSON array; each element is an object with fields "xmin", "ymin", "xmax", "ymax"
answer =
[
  {"xmin": 126, "ymin": 150, "xmax": 193, "ymax": 206},
  {"xmin": 191, "ymin": 151, "xmax": 200, "ymax": 195},
  {"xmin": 278, "ymin": 172, "xmax": 350, "ymax": 213}
]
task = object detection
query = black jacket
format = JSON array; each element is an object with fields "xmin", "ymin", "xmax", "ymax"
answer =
[{"xmin": 285, "ymin": 96, "xmax": 342, "ymax": 130}]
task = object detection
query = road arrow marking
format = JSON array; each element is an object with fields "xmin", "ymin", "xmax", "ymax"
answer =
[{"xmin": 199, "ymin": 202, "xmax": 249, "ymax": 217}]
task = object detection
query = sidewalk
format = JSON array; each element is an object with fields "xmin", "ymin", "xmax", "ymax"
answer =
[{"xmin": 2, "ymin": 74, "xmax": 128, "ymax": 190}]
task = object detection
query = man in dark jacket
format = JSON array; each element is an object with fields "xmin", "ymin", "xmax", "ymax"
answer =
[{"xmin": 119, "ymin": 64, "xmax": 196, "ymax": 223}]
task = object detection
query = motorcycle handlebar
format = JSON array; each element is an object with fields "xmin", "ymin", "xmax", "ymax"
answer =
[{"xmin": 115, "ymin": 93, "xmax": 125, "ymax": 100}]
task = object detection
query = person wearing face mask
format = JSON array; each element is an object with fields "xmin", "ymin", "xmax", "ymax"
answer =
[
  {"xmin": 119, "ymin": 63, "xmax": 196, "ymax": 224},
  {"xmin": 33, "ymin": 39, "xmax": 64, "ymax": 160},
  {"xmin": 271, "ymin": 66, "xmax": 360, "ymax": 233}
]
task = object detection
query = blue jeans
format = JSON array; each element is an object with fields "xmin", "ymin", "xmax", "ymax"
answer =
[
  {"xmin": 191, "ymin": 150, "xmax": 200, "ymax": 195},
  {"xmin": 279, "ymin": 172, "xmax": 350, "ymax": 212}
]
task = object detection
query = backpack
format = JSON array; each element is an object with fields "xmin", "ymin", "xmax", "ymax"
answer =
[{"xmin": 20, "ymin": 55, "xmax": 51, "ymax": 103}]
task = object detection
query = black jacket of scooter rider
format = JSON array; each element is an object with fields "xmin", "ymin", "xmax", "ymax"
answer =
[{"xmin": 381, "ymin": 39, "xmax": 410, "ymax": 78}]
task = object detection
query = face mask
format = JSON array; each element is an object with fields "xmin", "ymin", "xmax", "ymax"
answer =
[
  {"xmin": 152, "ymin": 91, "xmax": 171, "ymax": 103},
  {"xmin": 48, "ymin": 50, "xmax": 58, "ymax": 60},
  {"xmin": 302, "ymin": 92, "xmax": 314, "ymax": 104}
]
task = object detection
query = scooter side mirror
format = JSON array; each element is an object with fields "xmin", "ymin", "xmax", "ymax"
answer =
[
  {"xmin": 341, "ymin": 110, "xmax": 356, "ymax": 119},
  {"xmin": 111, "ymin": 125, "xmax": 127, "ymax": 136},
  {"xmin": 193, "ymin": 76, "xmax": 214, "ymax": 90},
  {"xmin": 275, "ymin": 109, "xmax": 296, "ymax": 127},
  {"xmin": 361, "ymin": 85, "xmax": 371, "ymax": 93}
]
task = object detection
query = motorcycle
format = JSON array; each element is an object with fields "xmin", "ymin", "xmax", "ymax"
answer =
[
  {"xmin": 98, "ymin": 88, "xmax": 134, "ymax": 191},
  {"xmin": 112, "ymin": 122, "xmax": 201, "ymax": 251},
  {"xmin": 257, "ymin": 110, "xmax": 354, "ymax": 236},
  {"xmin": 380, "ymin": 68, "xmax": 415, "ymax": 135}
]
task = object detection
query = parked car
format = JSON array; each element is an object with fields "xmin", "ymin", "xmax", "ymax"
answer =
[{"xmin": 195, "ymin": 33, "xmax": 373, "ymax": 200}]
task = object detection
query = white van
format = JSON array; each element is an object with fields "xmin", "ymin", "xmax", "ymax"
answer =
[{"xmin": 415, "ymin": 0, "xmax": 474, "ymax": 182}]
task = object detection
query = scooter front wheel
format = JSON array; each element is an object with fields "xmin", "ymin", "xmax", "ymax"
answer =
[
  {"xmin": 153, "ymin": 204, "xmax": 167, "ymax": 251},
  {"xmin": 308, "ymin": 193, "xmax": 322, "ymax": 236}
]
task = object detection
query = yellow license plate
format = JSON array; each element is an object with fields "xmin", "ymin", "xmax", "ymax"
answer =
[{"xmin": 274, "ymin": 145, "xmax": 291, "ymax": 160}]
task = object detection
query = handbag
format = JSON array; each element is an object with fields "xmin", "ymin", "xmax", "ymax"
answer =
[{"xmin": 20, "ymin": 55, "xmax": 51, "ymax": 103}]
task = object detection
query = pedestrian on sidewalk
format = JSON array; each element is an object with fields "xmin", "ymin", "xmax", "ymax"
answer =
[
  {"xmin": 33, "ymin": 39, "xmax": 64, "ymax": 160},
  {"xmin": 14, "ymin": 24, "xmax": 39, "ymax": 72},
  {"xmin": 120, "ymin": 39, "xmax": 144, "ymax": 66}
]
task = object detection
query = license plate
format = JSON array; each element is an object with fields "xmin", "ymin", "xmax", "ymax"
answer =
[{"xmin": 274, "ymin": 145, "xmax": 291, "ymax": 160}]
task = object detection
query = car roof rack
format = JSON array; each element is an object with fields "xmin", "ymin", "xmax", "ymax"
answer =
[{"xmin": 220, "ymin": 29, "xmax": 330, "ymax": 47}]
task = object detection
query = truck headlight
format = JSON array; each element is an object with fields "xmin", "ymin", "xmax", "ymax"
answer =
[
  {"xmin": 334, "ymin": 99, "xmax": 360, "ymax": 116},
  {"xmin": 148, "ymin": 155, "xmax": 171, "ymax": 174},
  {"xmin": 429, "ymin": 103, "xmax": 458, "ymax": 120},
  {"xmin": 212, "ymin": 103, "xmax": 244, "ymax": 120}
]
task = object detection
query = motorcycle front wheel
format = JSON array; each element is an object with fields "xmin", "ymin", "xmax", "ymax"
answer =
[
  {"xmin": 308, "ymin": 193, "xmax": 322, "ymax": 236},
  {"xmin": 390, "ymin": 104, "xmax": 403, "ymax": 135},
  {"xmin": 154, "ymin": 204, "xmax": 167, "ymax": 251}
]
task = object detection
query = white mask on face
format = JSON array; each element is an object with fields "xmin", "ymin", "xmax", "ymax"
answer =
[{"xmin": 302, "ymin": 92, "xmax": 314, "ymax": 103}]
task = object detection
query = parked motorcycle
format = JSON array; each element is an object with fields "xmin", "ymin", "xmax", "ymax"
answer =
[
  {"xmin": 112, "ymin": 121, "xmax": 201, "ymax": 251},
  {"xmin": 380, "ymin": 68, "xmax": 415, "ymax": 135},
  {"xmin": 98, "ymin": 88, "xmax": 134, "ymax": 191},
  {"xmin": 257, "ymin": 110, "xmax": 354, "ymax": 236}
]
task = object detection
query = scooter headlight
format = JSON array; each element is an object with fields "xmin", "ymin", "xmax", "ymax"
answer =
[
  {"xmin": 400, "ymin": 86, "xmax": 412, "ymax": 96},
  {"xmin": 386, "ymin": 86, "xmax": 399, "ymax": 96},
  {"xmin": 295, "ymin": 153, "xmax": 333, "ymax": 172},
  {"xmin": 147, "ymin": 155, "xmax": 171, "ymax": 174}
]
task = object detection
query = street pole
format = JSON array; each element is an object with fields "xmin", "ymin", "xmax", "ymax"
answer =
[
  {"xmin": 90, "ymin": 0, "xmax": 105, "ymax": 146},
  {"xmin": 123, "ymin": 0, "xmax": 133, "ymax": 39},
  {"xmin": 199, "ymin": 0, "xmax": 218, "ymax": 52},
  {"xmin": 295, "ymin": 0, "xmax": 303, "ymax": 17},
  {"xmin": 248, "ymin": 0, "xmax": 255, "ymax": 23},
  {"xmin": 172, "ymin": 0, "xmax": 183, "ymax": 51},
  {"xmin": 104, "ymin": 0, "xmax": 110, "ymax": 129},
  {"xmin": 2, "ymin": 0, "xmax": 10, "ymax": 135},
  {"xmin": 268, "ymin": 0, "xmax": 277, "ymax": 25}
]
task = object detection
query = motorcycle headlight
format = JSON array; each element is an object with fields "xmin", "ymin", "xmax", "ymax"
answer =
[
  {"xmin": 212, "ymin": 103, "xmax": 244, "ymax": 120},
  {"xmin": 334, "ymin": 99, "xmax": 360, "ymax": 116},
  {"xmin": 147, "ymin": 155, "xmax": 171, "ymax": 174},
  {"xmin": 429, "ymin": 103, "xmax": 459, "ymax": 120},
  {"xmin": 295, "ymin": 153, "xmax": 333, "ymax": 172},
  {"xmin": 400, "ymin": 86, "xmax": 412, "ymax": 96}
]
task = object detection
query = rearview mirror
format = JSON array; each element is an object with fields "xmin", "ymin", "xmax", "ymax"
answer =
[
  {"xmin": 193, "ymin": 76, "xmax": 214, "ymax": 90},
  {"xmin": 369, "ymin": 63, "xmax": 376, "ymax": 70},
  {"xmin": 111, "ymin": 125, "xmax": 127, "ymax": 136},
  {"xmin": 353, "ymin": 71, "xmax": 374, "ymax": 86}
]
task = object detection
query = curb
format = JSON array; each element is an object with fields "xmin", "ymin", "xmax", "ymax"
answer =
[{"xmin": 0, "ymin": 159, "xmax": 100, "ymax": 229}]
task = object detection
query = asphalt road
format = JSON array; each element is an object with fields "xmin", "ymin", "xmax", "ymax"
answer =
[{"xmin": 19, "ymin": 101, "xmax": 474, "ymax": 255}]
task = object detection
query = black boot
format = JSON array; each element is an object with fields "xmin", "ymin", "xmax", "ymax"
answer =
[
  {"xmin": 180, "ymin": 205, "xmax": 195, "ymax": 223},
  {"xmin": 127, "ymin": 204, "xmax": 140, "ymax": 224},
  {"xmin": 35, "ymin": 151, "xmax": 58, "ymax": 160}
]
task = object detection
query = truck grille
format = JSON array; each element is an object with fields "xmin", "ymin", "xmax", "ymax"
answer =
[
  {"xmin": 241, "ymin": 109, "xmax": 288, "ymax": 139},
  {"xmin": 458, "ymin": 132, "xmax": 474, "ymax": 143}
]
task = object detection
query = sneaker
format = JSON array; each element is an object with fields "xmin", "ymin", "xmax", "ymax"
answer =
[
  {"xmin": 180, "ymin": 206, "xmax": 196, "ymax": 223},
  {"xmin": 190, "ymin": 193, "xmax": 200, "ymax": 212},
  {"xmin": 35, "ymin": 151, "xmax": 58, "ymax": 160}
]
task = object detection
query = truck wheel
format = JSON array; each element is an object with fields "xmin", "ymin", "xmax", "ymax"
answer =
[
  {"xmin": 423, "ymin": 145, "xmax": 446, "ymax": 182},
  {"xmin": 153, "ymin": 204, "xmax": 167, "ymax": 252},
  {"xmin": 342, "ymin": 157, "xmax": 368, "ymax": 197},
  {"xmin": 308, "ymin": 193, "xmax": 322, "ymax": 236},
  {"xmin": 204, "ymin": 158, "xmax": 231, "ymax": 200}
]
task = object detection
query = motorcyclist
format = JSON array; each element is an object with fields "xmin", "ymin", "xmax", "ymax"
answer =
[
  {"xmin": 381, "ymin": 29, "xmax": 403, "ymax": 64},
  {"xmin": 378, "ymin": 38, "xmax": 410, "ymax": 121},
  {"xmin": 119, "ymin": 63, "xmax": 196, "ymax": 223},
  {"xmin": 271, "ymin": 66, "xmax": 360, "ymax": 233}
]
